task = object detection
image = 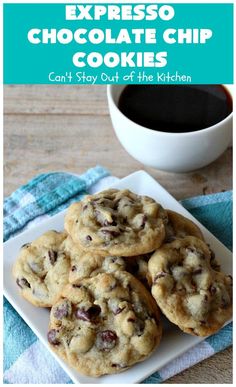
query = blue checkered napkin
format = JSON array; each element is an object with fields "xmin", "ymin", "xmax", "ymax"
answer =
[
  {"xmin": 3, "ymin": 167, "xmax": 232, "ymax": 384},
  {"xmin": 3, "ymin": 166, "xmax": 110, "ymax": 241}
]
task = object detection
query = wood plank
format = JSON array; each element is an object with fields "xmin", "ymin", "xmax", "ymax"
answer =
[
  {"xmin": 4, "ymin": 113, "xmax": 232, "ymax": 198},
  {"xmin": 4, "ymin": 85, "xmax": 109, "ymax": 115},
  {"xmin": 167, "ymin": 347, "xmax": 232, "ymax": 384}
]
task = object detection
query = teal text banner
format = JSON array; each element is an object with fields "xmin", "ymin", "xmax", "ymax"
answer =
[{"xmin": 4, "ymin": 3, "xmax": 234, "ymax": 84}]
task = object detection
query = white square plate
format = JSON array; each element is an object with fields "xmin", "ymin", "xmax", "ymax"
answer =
[{"xmin": 4, "ymin": 170, "xmax": 232, "ymax": 384}]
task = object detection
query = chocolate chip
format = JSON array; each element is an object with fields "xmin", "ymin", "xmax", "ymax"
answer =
[
  {"xmin": 227, "ymin": 275, "xmax": 233, "ymax": 285},
  {"xmin": 140, "ymin": 215, "xmax": 147, "ymax": 229},
  {"xmin": 82, "ymin": 205, "xmax": 88, "ymax": 211},
  {"xmin": 66, "ymin": 337, "xmax": 72, "ymax": 346},
  {"xmin": 135, "ymin": 319, "xmax": 145, "ymax": 336},
  {"xmin": 154, "ymin": 272, "xmax": 167, "ymax": 282},
  {"xmin": 113, "ymin": 204, "xmax": 119, "ymax": 211},
  {"xmin": 127, "ymin": 284, "xmax": 133, "ymax": 292},
  {"xmin": 75, "ymin": 305, "xmax": 101, "ymax": 322},
  {"xmin": 123, "ymin": 216, "xmax": 128, "ymax": 224},
  {"xmin": 211, "ymin": 262, "xmax": 221, "ymax": 271},
  {"xmin": 209, "ymin": 285, "xmax": 217, "ymax": 295},
  {"xmin": 16, "ymin": 278, "xmax": 31, "ymax": 289},
  {"xmin": 87, "ymin": 305, "xmax": 101, "ymax": 318},
  {"xmin": 209, "ymin": 250, "xmax": 221, "ymax": 271},
  {"xmin": 47, "ymin": 329, "xmax": 60, "ymax": 345},
  {"xmin": 200, "ymin": 320, "xmax": 206, "ymax": 325},
  {"xmin": 111, "ymin": 362, "xmax": 127, "ymax": 369},
  {"xmin": 28, "ymin": 261, "xmax": 41, "ymax": 274},
  {"xmin": 204, "ymin": 294, "xmax": 208, "ymax": 301},
  {"xmin": 72, "ymin": 284, "xmax": 82, "ymax": 288},
  {"xmin": 94, "ymin": 209, "xmax": 116, "ymax": 227},
  {"xmin": 71, "ymin": 265, "xmax": 77, "ymax": 272},
  {"xmin": 104, "ymin": 220, "xmax": 117, "ymax": 227},
  {"xmin": 48, "ymin": 250, "xmax": 58, "ymax": 265},
  {"xmin": 127, "ymin": 317, "xmax": 136, "ymax": 322},
  {"xmin": 101, "ymin": 229, "xmax": 120, "ymax": 238},
  {"xmin": 113, "ymin": 307, "xmax": 125, "ymax": 315},
  {"xmin": 75, "ymin": 309, "xmax": 90, "ymax": 321},
  {"xmin": 192, "ymin": 267, "xmax": 202, "ymax": 275},
  {"xmin": 86, "ymin": 235, "xmax": 92, "ymax": 241},
  {"xmin": 186, "ymin": 247, "xmax": 195, "ymax": 254},
  {"xmin": 21, "ymin": 243, "xmax": 31, "ymax": 249},
  {"xmin": 54, "ymin": 302, "xmax": 69, "ymax": 319},
  {"xmin": 191, "ymin": 280, "xmax": 197, "ymax": 290},
  {"xmin": 177, "ymin": 287, "xmax": 186, "ymax": 295},
  {"xmin": 96, "ymin": 330, "xmax": 118, "ymax": 351}
]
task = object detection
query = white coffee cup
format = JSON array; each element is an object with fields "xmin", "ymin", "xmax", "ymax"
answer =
[{"xmin": 107, "ymin": 85, "xmax": 233, "ymax": 173}]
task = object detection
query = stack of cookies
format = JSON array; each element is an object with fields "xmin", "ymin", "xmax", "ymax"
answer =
[{"xmin": 12, "ymin": 188, "xmax": 232, "ymax": 377}]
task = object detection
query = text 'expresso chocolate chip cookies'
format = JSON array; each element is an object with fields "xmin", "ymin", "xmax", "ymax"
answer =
[
  {"xmin": 47, "ymin": 271, "xmax": 162, "ymax": 377},
  {"xmin": 64, "ymin": 188, "xmax": 167, "ymax": 256},
  {"xmin": 12, "ymin": 231, "xmax": 70, "ymax": 307},
  {"xmin": 148, "ymin": 236, "xmax": 232, "ymax": 336}
]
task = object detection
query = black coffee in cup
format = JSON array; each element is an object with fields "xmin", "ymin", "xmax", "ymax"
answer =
[{"xmin": 118, "ymin": 85, "xmax": 232, "ymax": 133}]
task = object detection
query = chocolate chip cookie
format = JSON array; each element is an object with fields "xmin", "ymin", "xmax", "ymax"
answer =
[
  {"xmin": 148, "ymin": 236, "xmax": 232, "ymax": 336},
  {"xmin": 165, "ymin": 210, "xmax": 204, "ymax": 242},
  {"xmin": 63, "ymin": 236, "xmax": 151, "ymax": 288},
  {"xmin": 47, "ymin": 271, "xmax": 162, "ymax": 376},
  {"xmin": 12, "ymin": 231, "xmax": 70, "ymax": 307},
  {"xmin": 64, "ymin": 189, "xmax": 167, "ymax": 256}
]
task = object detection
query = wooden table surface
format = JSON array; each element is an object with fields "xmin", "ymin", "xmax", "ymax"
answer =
[{"xmin": 4, "ymin": 85, "xmax": 232, "ymax": 383}]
